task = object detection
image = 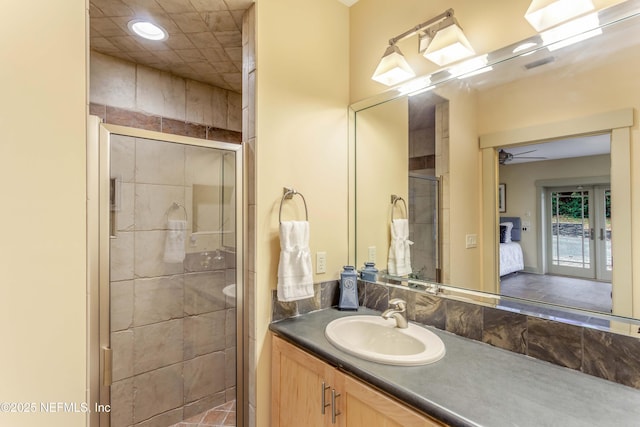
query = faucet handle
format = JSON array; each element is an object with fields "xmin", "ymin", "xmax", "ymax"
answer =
[{"xmin": 388, "ymin": 298, "xmax": 406, "ymax": 311}]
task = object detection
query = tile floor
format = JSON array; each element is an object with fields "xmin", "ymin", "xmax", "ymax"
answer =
[
  {"xmin": 500, "ymin": 272, "xmax": 611, "ymax": 313},
  {"xmin": 169, "ymin": 400, "xmax": 236, "ymax": 427},
  {"xmin": 499, "ymin": 272, "xmax": 613, "ymax": 327}
]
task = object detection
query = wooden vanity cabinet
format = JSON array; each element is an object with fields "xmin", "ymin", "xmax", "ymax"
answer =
[
  {"xmin": 272, "ymin": 335, "xmax": 446, "ymax": 427},
  {"xmin": 272, "ymin": 334, "xmax": 336, "ymax": 426}
]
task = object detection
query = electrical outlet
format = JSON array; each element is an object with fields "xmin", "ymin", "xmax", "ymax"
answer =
[
  {"xmin": 465, "ymin": 234, "xmax": 477, "ymax": 249},
  {"xmin": 368, "ymin": 246, "xmax": 377, "ymax": 263},
  {"xmin": 316, "ymin": 252, "xmax": 327, "ymax": 274}
]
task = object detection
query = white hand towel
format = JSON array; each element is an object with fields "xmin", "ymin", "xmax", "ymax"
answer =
[
  {"xmin": 277, "ymin": 220, "xmax": 314, "ymax": 302},
  {"xmin": 163, "ymin": 219, "xmax": 187, "ymax": 263},
  {"xmin": 388, "ymin": 218, "xmax": 413, "ymax": 276}
]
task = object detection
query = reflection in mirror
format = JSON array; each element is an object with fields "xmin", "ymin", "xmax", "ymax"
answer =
[
  {"xmin": 352, "ymin": 0, "xmax": 640, "ymax": 327},
  {"xmin": 497, "ymin": 135, "xmax": 612, "ymax": 314},
  {"xmin": 355, "ymin": 92, "xmax": 447, "ymax": 283},
  {"xmin": 193, "ymin": 184, "xmax": 219, "ymax": 232},
  {"xmin": 189, "ymin": 148, "xmax": 236, "ymax": 253}
]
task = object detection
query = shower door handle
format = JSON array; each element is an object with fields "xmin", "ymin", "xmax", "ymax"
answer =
[
  {"xmin": 600, "ymin": 228, "xmax": 605, "ymax": 241},
  {"xmin": 102, "ymin": 347, "xmax": 113, "ymax": 387}
]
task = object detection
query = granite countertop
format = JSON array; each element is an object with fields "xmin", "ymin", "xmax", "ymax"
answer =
[{"xmin": 269, "ymin": 307, "xmax": 640, "ymax": 427}]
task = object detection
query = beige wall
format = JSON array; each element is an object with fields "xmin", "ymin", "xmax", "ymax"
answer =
[
  {"xmin": 476, "ymin": 51, "xmax": 640, "ymax": 134},
  {"xmin": 254, "ymin": 0, "xmax": 350, "ymax": 425},
  {"xmin": 500, "ymin": 155, "xmax": 611, "ymax": 270},
  {"xmin": 0, "ymin": 1, "xmax": 88, "ymax": 427}
]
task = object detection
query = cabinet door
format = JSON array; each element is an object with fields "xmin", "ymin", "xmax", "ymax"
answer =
[
  {"xmin": 272, "ymin": 335, "xmax": 335, "ymax": 427},
  {"xmin": 335, "ymin": 372, "xmax": 445, "ymax": 427}
]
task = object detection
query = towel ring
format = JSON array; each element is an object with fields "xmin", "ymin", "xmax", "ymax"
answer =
[
  {"xmin": 391, "ymin": 194, "xmax": 407, "ymax": 220},
  {"xmin": 168, "ymin": 202, "xmax": 188, "ymax": 221},
  {"xmin": 279, "ymin": 187, "xmax": 309, "ymax": 224}
]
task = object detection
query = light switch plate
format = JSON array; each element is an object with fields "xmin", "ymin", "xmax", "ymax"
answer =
[
  {"xmin": 316, "ymin": 252, "xmax": 327, "ymax": 274},
  {"xmin": 466, "ymin": 234, "xmax": 477, "ymax": 249}
]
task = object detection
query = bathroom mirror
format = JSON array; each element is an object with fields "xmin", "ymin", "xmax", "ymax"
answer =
[
  {"xmin": 352, "ymin": 0, "xmax": 640, "ymax": 325},
  {"xmin": 190, "ymin": 150, "xmax": 237, "ymax": 250}
]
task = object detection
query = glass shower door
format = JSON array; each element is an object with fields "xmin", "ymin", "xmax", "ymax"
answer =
[
  {"xmin": 408, "ymin": 174, "xmax": 440, "ymax": 281},
  {"xmin": 103, "ymin": 131, "xmax": 240, "ymax": 427}
]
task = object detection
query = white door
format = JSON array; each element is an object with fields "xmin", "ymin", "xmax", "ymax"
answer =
[{"xmin": 546, "ymin": 186, "xmax": 611, "ymax": 281}]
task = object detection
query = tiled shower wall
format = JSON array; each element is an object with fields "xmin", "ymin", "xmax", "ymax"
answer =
[
  {"xmin": 242, "ymin": 5, "xmax": 257, "ymax": 427},
  {"xmin": 408, "ymin": 96, "xmax": 436, "ymax": 176},
  {"xmin": 109, "ymin": 135, "xmax": 236, "ymax": 427},
  {"xmin": 90, "ymin": 51, "xmax": 242, "ymax": 143}
]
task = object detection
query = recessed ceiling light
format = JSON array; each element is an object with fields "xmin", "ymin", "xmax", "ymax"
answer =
[{"xmin": 128, "ymin": 20, "xmax": 168, "ymax": 41}]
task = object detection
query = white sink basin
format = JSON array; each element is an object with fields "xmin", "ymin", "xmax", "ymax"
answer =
[{"xmin": 325, "ymin": 315, "xmax": 445, "ymax": 366}]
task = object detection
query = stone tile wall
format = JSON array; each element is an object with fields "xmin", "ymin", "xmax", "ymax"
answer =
[
  {"xmin": 242, "ymin": 5, "xmax": 257, "ymax": 427},
  {"xmin": 109, "ymin": 135, "xmax": 237, "ymax": 427},
  {"xmin": 272, "ymin": 280, "xmax": 640, "ymax": 391},
  {"xmin": 90, "ymin": 51, "xmax": 242, "ymax": 142}
]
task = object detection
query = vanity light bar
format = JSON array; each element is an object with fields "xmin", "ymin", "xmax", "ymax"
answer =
[{"xmin": 372, "ymin": 9, "xmax": 475, "ymax": 86}]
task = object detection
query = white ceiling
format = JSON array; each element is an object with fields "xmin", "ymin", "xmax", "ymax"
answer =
[
  {"xmin": 500, "ymin": 134, "xmax": 611, "ymax": 164},
  {"xmin": 89, "ymin": 0, "xmax": 253, "ymax": 93}
]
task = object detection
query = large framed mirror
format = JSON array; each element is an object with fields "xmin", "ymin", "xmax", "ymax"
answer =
[{"xmin": 351, "ymin": 0, "xmax": 640, "ymax": 329}]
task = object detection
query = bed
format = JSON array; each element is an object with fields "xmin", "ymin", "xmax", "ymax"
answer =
[{"xmin": 499, "ymin": 216, "xmax": 524, "ymax": 276}]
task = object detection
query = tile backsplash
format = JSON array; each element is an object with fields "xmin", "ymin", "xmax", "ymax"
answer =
[{"xmin": 272, "ymin": 279, "xmax": 640, "ymax": 390}]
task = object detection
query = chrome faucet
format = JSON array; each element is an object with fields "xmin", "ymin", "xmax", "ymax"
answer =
[{"xmin": 381, "ymin": 298, "xmax": 408, "ymax": 329}]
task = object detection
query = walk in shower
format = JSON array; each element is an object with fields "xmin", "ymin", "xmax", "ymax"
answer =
[{"xmin": 94, "ymin": 124, "xmax": 243, "ymax": 427}]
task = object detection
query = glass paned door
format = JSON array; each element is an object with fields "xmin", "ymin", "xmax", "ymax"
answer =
[
  {"xmin": 596, "ymin": 187, "xmax": 612, "ymax": 281},
  {"xmin": 546, "ymin": 186, "xmax": 611, "ymax": 281}
]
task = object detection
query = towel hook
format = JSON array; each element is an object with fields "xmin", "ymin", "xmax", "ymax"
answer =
[
  {"xmin": 279, "ymin": 187, "xmax": 309, "ymax": 224},
  {"xmin": 168, "ymin": 201, "xmax": 188, "ymax": 222},
  {"xmin": 391, "ymin": 194, "xmax": 408, "ymax": 220}
]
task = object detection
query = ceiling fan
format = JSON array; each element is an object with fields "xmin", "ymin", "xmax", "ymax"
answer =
[{"xmin": 498, "ymin": 149, "xmax": 547, "ymax": 165}]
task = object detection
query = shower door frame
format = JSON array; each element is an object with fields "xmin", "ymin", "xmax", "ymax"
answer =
[
  {"xmin": 408, "ymin": 173, "xmax": 441, "ymax": 282},
  {"xmin": 87, "ymin": 119, "xmax": 245, "ymax": 427}
]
